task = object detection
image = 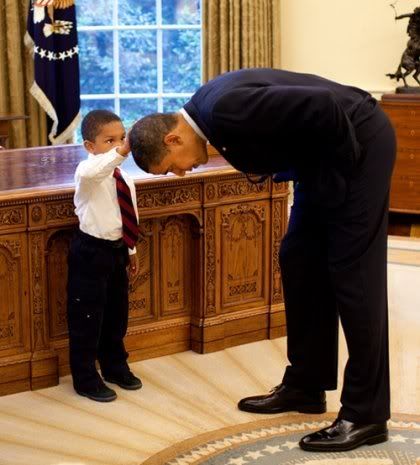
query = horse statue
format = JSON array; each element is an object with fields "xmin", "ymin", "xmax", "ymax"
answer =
[{"xmin": 387, "ymin": 6, "xmax": 420, "ymax": 89}]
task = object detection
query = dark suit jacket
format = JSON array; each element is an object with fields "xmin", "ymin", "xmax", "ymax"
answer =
[{"xmin": 183, "ymin": 68, "xmax": 380, "ymax": 207}]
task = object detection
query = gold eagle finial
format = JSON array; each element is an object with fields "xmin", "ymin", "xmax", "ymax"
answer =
[{"xmin": 33, "ymin": 0, "xmax": 75, "ymax": 37}]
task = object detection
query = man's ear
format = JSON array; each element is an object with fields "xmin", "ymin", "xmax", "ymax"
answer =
[
  {"xmin": 164, "ymin": 133, "xmax": 181, "ymax": 146},
  {"xmin": 83, "ymin": 140, "xmax": 95, "ymax": 153}
]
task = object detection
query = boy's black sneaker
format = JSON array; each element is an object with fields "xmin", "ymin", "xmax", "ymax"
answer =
[
  {"xmin": 104, "ymin": 372, "xmax": 142, "ymax": 390},
  {"xmin": 75, "ymin": 383, "xmax": 117, "ymax": 402}
]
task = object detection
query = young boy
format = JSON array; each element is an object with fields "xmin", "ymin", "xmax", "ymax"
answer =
[{"xmin": 67, "ymin": 109, "xmax": 142, "ymax": 402}]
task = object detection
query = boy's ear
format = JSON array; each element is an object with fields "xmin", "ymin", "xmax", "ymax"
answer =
[{"xmin": 83, "ymin": 140, "xmax": 94, "ymax": 153}]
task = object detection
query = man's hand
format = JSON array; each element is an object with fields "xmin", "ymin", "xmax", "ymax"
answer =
[
  {"xmin": 117, "ymin": 135, "xmax": 131, "ymax": 157},
  {"xmin": 128, "ymin": 254, "xmax": 137, "ymax": 280}
]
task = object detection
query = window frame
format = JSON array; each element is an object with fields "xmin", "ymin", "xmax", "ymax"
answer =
[{"xmin": 77, "ymin": 0, "xmax": 202, "ymax": 115}]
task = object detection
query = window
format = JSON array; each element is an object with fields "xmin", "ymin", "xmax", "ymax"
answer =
[{"xmin": 76, "ymin": 0, "xmax": 201, "ymax": 137}]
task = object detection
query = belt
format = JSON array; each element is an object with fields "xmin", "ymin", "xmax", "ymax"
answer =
[{"xmin": 77, "ymin": 230, "xmax": 125, "ymax": 249}]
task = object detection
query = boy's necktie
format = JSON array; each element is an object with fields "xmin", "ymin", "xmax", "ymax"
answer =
[{"xmin": 113, "ymin": 167, "xmax": 139, "ymax": 249}]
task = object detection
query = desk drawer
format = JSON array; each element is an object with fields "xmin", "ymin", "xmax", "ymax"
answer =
[
  {"xmin": 394, "ymin": 149, "xmax": 420, "ymax": 176},
  {"xmin": 390, "ymin": 174, "xmax": 420, "ymax": 212},
  {"xmin": 394, "ymin": 127, "xmax": 420, "ymax": 148},
  {"xmin": 388, "ymin": 117, "xmax": 420, "ymax": 130},
  {"xmin": 382, "ymin": 104, "xmax": 420, "ymax": 122}
]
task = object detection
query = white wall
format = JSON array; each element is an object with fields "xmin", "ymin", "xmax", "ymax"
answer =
[{"xmin": 280, "ymin": 0, "xmax": 420, "ymax": 98}]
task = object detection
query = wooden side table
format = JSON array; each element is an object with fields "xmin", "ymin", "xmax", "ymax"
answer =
[
  {"xmin": 381, "ymin": 94, "xmax": 420, "ymax": 214},
  {"xmin": 0, "ymin": 114, "xmax": 28, "ymax": 148}
]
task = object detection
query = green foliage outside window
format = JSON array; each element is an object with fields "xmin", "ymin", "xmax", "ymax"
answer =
[{"xmin": 76, "ymin": 0, "xmax": 201, "ymax": 137}]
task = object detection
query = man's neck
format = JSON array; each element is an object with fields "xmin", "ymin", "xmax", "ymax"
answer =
[{"xmin": 178, "ymin": 108, "xmax": 207, "ymax": 141}]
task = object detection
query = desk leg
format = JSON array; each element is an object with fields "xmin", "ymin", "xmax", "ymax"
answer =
[
  {"xmin": 269, "ymin": 197, "xmax": 287, "ymax": 338},
  {"xmin": 29, "ymin": 232, "xmax": 59, "ymax": 390},
  {"xmin": 191, "ymin": 208, "xmax": 216, "ymax": 353}
]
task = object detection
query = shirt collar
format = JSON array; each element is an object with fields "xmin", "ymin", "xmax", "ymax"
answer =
[{"xmin": 179, "ymin": 108, "xmax": 207, "ymax": 141}]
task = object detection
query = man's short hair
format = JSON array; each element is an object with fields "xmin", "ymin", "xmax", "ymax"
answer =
[
  {"xmin": 81, "ymin": 109, "xmax": 121, "ymax": 142},
  {"xmin": 129, "ymin": 113, "xmax": 178, "ymax": 172}
]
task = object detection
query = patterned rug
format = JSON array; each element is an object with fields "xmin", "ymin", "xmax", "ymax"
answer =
[{"xmin": 142, "ymin": 413, "xmax": 420, "ymax": 465}]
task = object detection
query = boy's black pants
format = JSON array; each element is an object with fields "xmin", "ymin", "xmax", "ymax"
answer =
[{"xmin": 67, "ymin": 230, "xmax": 130, "ymax": 391}]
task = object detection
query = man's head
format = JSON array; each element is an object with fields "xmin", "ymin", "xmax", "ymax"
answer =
[
  {"xmin": 129, "ymin": 112, "xmax": 208, "ymax": 177},
  {"xmin": 81, "ymin": 109, "xmax": 126, "ymax": 155}
]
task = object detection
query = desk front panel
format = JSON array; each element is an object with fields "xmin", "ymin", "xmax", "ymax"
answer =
[{"xmin": 0, "ymin": 147, "xmax": 289, "ymax": 395}]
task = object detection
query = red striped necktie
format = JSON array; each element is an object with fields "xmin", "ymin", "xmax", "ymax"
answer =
[{"xmin": 113, "ymin": 167, "xmax": 139, "ymax": 249}]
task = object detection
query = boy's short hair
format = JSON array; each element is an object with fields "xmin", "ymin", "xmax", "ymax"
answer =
[
  {"xmin": 129, "ymin": 112, "xmax": 178, "ymax": 172},
  {"xmin": 81, "ymin": 109, "xmax": 122, "ymax": 142}
]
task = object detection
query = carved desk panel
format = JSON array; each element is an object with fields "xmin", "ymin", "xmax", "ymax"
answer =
[{"xmin": 0, "ymin": 145, "xmax": 289, "ymax": 395}]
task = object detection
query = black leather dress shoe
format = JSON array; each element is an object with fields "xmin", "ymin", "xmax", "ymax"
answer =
[
  {"xmin": 104, "ymin": 372, "xmax": 142, "ymax": 390},
  {"xmin": 299, "ymin": 418, "xmax": 388, "ymax": 452},
  {"xmin": 237, "ymin": 383, "xmax": 326, "ymax": 414},
  {"xmin": 75, "ymin": 383, "xmax": 117, "ymax": 402}
]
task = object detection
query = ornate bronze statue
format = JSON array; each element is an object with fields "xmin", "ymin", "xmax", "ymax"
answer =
[{"xmin": 387, "ymin": 6, "xmax": 420, "ymax": 93}]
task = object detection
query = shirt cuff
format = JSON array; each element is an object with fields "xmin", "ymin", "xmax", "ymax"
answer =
[
  {"xmin": 128, "ymin": 246, "xmax": 137, "ymax": 255},
  {"xmin": 108, "ymin": 147, "xmax": 127, "ymax": 164}
]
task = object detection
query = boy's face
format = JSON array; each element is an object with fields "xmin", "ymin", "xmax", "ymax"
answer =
[{"xmin": 84, "ymin": 120, "xmax": 126, "ymax": 155}]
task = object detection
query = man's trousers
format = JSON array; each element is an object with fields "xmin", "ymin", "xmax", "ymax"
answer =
[{"xmin": 279, "ymin": 106, "xmax": 396, "ymax": 423}]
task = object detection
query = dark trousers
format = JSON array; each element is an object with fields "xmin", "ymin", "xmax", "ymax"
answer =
[
  {"xmin": 279, "ymin": 107, "xmax": 396, "ymax": 423},
  {"xmin": 67, "ymin": 230, "xmax": 130, "ymax": 391}
]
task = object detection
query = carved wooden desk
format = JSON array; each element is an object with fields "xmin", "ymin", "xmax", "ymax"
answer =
[{"xmin": 0, "ymin": 145, "xmax": 288, "ymax": 396}]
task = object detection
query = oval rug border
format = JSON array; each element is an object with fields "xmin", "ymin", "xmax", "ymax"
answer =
[{"xmin": 141, "ymin": 412, "xmax": 420, "ymax": 465}]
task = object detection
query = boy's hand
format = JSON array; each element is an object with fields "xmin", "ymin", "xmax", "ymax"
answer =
[
  {"xmin": 128, "ymin": 254, "xmax": 137, "ymax": 279},
  {"xmin": 117, "ymin": 135, "xmax": 131, "ymax": 157}
]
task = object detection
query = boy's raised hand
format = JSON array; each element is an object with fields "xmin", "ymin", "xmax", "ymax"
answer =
[{"xmin": 116, "ymin": 133, "xmax": 131, "ymax": 157}]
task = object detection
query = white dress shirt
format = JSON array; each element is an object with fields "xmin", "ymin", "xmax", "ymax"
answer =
[
  {"xmin": 179, "ymin": 108, "xmax": 208, "ymax": 141},
  {"xmin": 74, "ymin": 147, "xmax": 138, "ymax": 255}
]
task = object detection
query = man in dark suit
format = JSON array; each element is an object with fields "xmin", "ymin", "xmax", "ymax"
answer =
[{"xmin": 128, "ymin": 68, "xmax": 396, "ymax": 452}]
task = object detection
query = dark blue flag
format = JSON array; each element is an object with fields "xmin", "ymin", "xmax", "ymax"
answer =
[{"xmin": 25, "ymin": 0, "xmax": 81, "ymax": 144}]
